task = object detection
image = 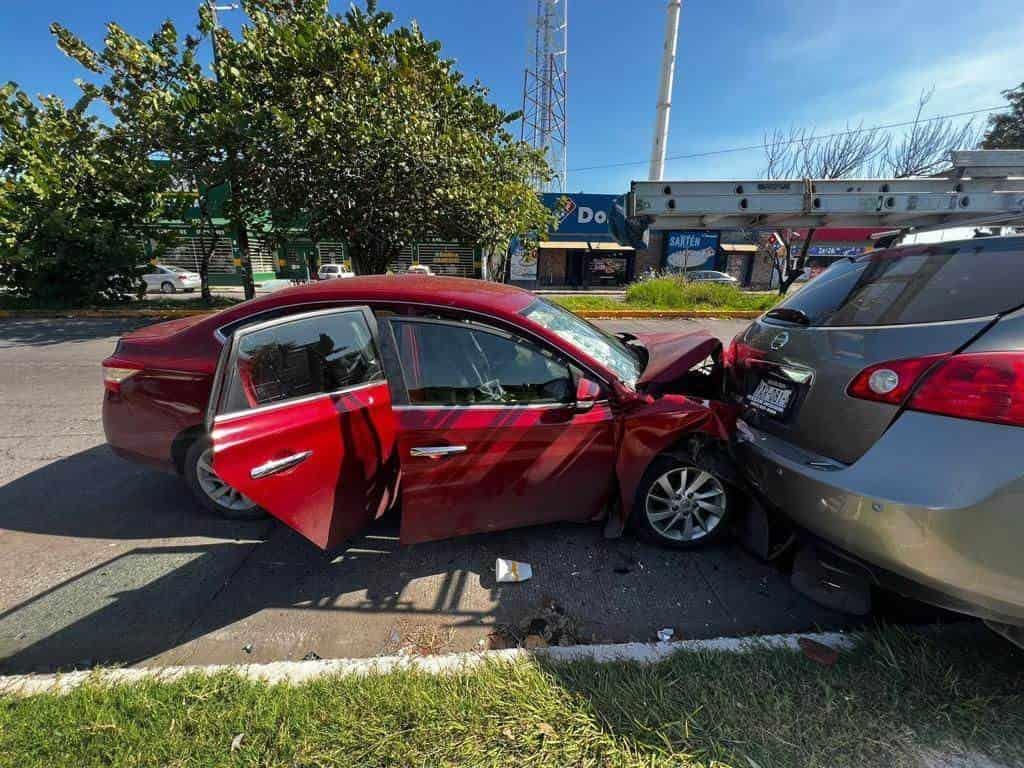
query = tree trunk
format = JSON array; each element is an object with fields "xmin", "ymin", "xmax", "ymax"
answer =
[
  {"xmin": 197, "ymin": 201, "xmax": 217, "ymax": 304},
  {"xmin": 779, "ymin": 228, "xmax": 815, "ymax": 296},
  {"xmin": 235, "ymin": 221, "xmax": 256, "ymax": 300},
  {"xmin": 349, "ymin": 237, "xmax": 395, "ymax": 275}
]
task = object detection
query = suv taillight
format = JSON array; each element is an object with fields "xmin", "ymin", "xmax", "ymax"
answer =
[
  {"xmin": 846, "ymin": 355, "xmax": 947, "ymax": 405},
  {"xmin": 908, "ymin": 352, "xmax": 1024, "ymax": 427},
  {"xmin": 848, "ymin": 351, "xmax": 1024, "ymax": 427}
]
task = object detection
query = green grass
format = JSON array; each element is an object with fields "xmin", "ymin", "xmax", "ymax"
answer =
[
  {"xmin": 551, "ymin": 278, "xmax": 781, "ymax": 313},
  {"xmin": 625, "ymin": 278, "xmax": 780, "ymax": 312},
  {"xmin": 2, "ymin": 628, "xmax": 1022, "ymax": 768},
  {"xmin": 548, "ymin": 294, "xmax": 626, "ymax": 312}
]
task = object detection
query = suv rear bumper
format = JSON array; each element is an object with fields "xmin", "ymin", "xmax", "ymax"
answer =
[{"xmin": 735, "ymin": 412, "xmax": 1024, "ymax": 626}]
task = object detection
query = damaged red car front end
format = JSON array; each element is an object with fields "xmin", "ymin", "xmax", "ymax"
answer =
[{"xmin": 103, "ymin": 278, "xmax": 742, "ymax": 550}]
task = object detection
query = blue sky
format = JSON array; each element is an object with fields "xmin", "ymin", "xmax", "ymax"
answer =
[{"xmin": 2, "ymin": 0, "xmax": 1020, "ymax": 193}]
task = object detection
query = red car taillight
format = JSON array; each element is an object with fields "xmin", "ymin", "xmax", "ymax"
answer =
[
  {"xmin": 848, "ymin": 351, "xmax": 1024, "ymax": 427},
  {"xmin": 103, "ymin": 364, "xmax": 140, "ymax": 393}
]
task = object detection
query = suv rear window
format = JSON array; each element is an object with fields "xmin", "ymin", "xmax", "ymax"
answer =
[{"xmin": 770, "ymin": 237, "xmax": 1024, "ymax": 327}]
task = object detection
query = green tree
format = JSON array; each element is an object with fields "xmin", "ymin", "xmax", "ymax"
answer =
[
  {"xmin": 52, "ymin": 16, "xmax": 262, "ymax": 300},
  {"xmin": 0, "ymin": 83, "xmax": 179, "ymax": 305},
  {"xmin": 56, "ymin": 0, "xmax": 555, "ymax": 279},
  {"xmin": 983, "ymin": 83, "xmax": 1024, "ymax": 149},
  {"xmin": 213, "ymin": 0, "xmax": 555, "ymax": 274}
]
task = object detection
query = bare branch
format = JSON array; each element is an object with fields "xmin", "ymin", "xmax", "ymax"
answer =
[{"xmin": 882, "ymin": 88, "xmax": 980, "ymax": 176}]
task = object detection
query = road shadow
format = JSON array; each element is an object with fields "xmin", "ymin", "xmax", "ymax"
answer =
[
  {"xmin": 0, "ymin": 445, "xmax": 869, "ymax": 676},
  {"xmin": 0, "ymin": 444, "xmax": 269, "ymax": 541},
  {"xmin": 0, "ymin": 318, "xmax": 156, "ymax": 348}
]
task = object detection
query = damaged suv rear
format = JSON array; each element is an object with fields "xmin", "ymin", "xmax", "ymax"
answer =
[{"xmin": 730, "ymin": 235, "xmax": 1024, "ymax": 638}]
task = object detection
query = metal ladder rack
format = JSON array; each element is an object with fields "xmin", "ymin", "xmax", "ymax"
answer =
[{"xmin": 627, "ymin": 150, "xmax": 1024, "ymax": 233}]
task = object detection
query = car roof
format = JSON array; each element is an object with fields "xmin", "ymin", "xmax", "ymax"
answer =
[{"xmin": 213, "ymin": 275, "xmax": 536, "ymax": 329}]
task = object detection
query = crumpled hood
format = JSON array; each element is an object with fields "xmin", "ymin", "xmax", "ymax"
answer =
[{"xmin": 634, "ymin": 330, "xmax": 721, "ymax": 388}]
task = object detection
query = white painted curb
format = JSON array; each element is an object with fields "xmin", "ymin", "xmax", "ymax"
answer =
[{"xmin": 0, "ymin": 630, "xmax": 858, "ymax": 698}]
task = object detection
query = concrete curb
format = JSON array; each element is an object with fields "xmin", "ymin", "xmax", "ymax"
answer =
[
  {"xmin": 0, "ymin": 308, "xmax": 763, "ymax": 321},
  {"xmin": 0, "ymin": 308, "xmax": 213, "ymax": 320},
  {"xmin": 0, "ymin": 631, "xmax": 857, "ymax": 697}
]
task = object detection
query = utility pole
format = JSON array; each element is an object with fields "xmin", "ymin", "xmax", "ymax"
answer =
[{"xmin": 648, "ymin": 0, "xmax": 682, "ymax": 181}]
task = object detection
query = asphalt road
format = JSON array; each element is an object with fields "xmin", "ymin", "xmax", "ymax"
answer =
[{"xmin": 0, "ymin": 315, "xmax": 861, "ymax": 674}]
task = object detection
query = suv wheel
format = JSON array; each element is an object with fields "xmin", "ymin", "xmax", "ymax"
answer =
[
  {"xmin": 160, "ymin": 281, "xmax": 176, "ymax": 294},
  {"xmin": 184, "ymin": 440, "xmax": 265, "ymax": 520},
  {"xmin": 633, "ymin": 454, "xmax": 733, "ymax": 549}
]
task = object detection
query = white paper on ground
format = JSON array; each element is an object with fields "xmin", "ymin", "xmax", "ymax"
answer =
[{"xmin": 495, "ymin": 558, "xmax": 533, "ymax": 583}]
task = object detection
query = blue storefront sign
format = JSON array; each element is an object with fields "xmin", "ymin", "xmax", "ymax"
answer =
[
  {"xmin": 541, "ymin": 193, "xmax": 621, "ymax": 240},
  {"xmin": 664, "ymin": 230, "xmax": 720, "ymax": 271},
  {"xmin": 804, "ymin": 245, "xmax": 865, "ymax": 257}
]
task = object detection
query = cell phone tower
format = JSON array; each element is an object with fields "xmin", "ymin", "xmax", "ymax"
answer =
[{"xmin": 521, "ymin": 0, "xmax": 567, "ymax": 192}]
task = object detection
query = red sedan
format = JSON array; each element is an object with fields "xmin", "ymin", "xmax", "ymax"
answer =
[{"xmin": 102, "ymin": 276, "xmax": 740, "ymax": 550}]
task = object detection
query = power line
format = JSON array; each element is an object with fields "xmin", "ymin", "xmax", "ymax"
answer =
[{"xmin": 569, "ymin": 104, "xmax": 1010, "ymax": 174}]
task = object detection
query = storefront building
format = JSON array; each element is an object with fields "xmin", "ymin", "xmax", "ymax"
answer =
[
  {"xmin": 147, "ymin": 179, "xmax": 481, "ymax": 284},
  {"xmin": 511, "ymin": 193, "xmax": 637, "ymax": 289}
]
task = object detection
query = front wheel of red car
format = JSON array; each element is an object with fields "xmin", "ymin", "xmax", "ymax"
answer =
[
  {"xmin": 184, "ymin": 440, "xmax": 266, "ymax": 520},
  {"xmin": 632, "ymin": 455, "xmax": 734, "ymax": 549}
]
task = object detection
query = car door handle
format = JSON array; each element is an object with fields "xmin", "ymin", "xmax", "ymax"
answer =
[
  {"xmin": 409, "ymin": 445, "xmax": 467, "ymax": 460},
  {"xmin": 250, "ymin": 450, "xmax": 313, "ymax": 479}
]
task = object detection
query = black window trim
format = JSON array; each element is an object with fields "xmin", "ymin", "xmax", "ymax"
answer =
[
  {"xmin": 385, "ymin": 314, "xmax": 581, "ymax": 410},
  {"xmin": 206, "ymin": 305, "xmax": 385, "ymax": 428}
]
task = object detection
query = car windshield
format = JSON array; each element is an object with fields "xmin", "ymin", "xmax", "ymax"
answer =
[{"xmin": 520, "ymin": 298, "xmax": 641, "ymax": 388}]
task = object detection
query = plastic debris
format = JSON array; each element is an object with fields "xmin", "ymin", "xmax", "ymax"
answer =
[
  {"xmin": 242, "ymin": 643, "xmax": 253, "ymax": 654},
  {"xmin": 302, "ymin": 651, "xmax": 321, "ymax": 661},
  {"xmin": 657, "ymin": 628, "xmax": 675, "ymax": 642},
  {"xmin": 496, "ymin": 558, "xmax": 532, "ymax": 583}
]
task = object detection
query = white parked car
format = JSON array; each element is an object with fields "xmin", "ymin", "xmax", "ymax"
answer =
[
  {"xmin": 141, "ymin": 264, "xmax": 201, "ymax": 293},
  {"xmin": 406, "ymin": 264, "xmax": 434, "ymax": 276},
  {"xmin": 318, "ymin": 264, "xmax": 355, "ymax": 280},
  {"xmin": 685, "ymin": 270, "xmax": 738, "ymax": 284}
]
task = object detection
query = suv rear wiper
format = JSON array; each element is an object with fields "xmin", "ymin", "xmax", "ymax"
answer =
[{"xmin": 765, "ymin": 307, "xmax": 811, "ymax": 326}]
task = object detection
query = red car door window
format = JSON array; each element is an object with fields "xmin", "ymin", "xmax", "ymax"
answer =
[
  {"xmin": 210, "ymin": 307, "xmax": 399, "ymax": 549},
  {"xmin": 389, "ymin": 317, "xmax": 615, "ymax": 543}
]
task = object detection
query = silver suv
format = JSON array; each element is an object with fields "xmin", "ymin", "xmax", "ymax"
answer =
[{"xmin": 730, "ymin": 235, "xmax": 1024, "ymax": 639}]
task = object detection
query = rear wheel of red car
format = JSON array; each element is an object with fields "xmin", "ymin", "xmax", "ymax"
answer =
[
  {"xmin": 632, "ymin": 454, "xmax": 734, "ymax": 549},
  {"xmin": 184, "ymin": 440, "xmax": 266, "ymax": 520}
]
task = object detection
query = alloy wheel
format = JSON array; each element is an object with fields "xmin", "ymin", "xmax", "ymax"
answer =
[
  {"xmin": 645, "ymin": 466, "xmax": 726, "ymax": 542},
  {"xmin": 195, "ymin": 447, "xmax": 257, "ymax": 512}
]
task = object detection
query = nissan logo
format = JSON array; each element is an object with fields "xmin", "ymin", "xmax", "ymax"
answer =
[{"xmin": 770, "ymin": 332, "xmax": 790, "ymax": 351}]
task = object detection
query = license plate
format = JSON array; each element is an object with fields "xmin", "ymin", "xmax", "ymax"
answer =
[{"xmin": 748, "ymin": 378, "xmax": 793, "ymax": 416}]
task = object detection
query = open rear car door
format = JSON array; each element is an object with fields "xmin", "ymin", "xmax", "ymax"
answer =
[{"xmin": 209, "ymin": 307, "xmax": 399, "ymax": 549}]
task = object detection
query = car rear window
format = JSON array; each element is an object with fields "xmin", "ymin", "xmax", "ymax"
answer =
[{"xmin": 770, "ymin": 237, "xmax": 1024, "ymax": 327}]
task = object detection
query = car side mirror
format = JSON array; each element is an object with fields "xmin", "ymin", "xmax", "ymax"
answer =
[{"xmin": 574, "ymin": 377, "xmax": 602, "ymax": 412}]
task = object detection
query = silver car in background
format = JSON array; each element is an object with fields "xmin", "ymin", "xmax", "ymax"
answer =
[{"xmin": 729, "ymin": 235, "xmax": 1024, "ymax": 642}]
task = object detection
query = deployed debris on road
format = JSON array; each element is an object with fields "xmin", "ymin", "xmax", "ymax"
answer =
[{"xmin": 496, "ymin": 558, "xmax": 533, "ymax": 583}]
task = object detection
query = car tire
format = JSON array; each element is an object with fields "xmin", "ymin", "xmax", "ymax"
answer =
[
  {"xmin": 183, "ymin": 439, "xmax": 267, "ymax": 520},
  {"xmin": 631, "ymin": 453, "xmax": 735, "ymax": 549},
  {"xmin": 161, "ymin": 281, "xmax": 177, "ymax": 294}
]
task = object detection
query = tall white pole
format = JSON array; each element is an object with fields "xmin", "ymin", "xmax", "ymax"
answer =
[{"xmin": 648, "ymin": 0, "xmax": 682, "ymax": 181}]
